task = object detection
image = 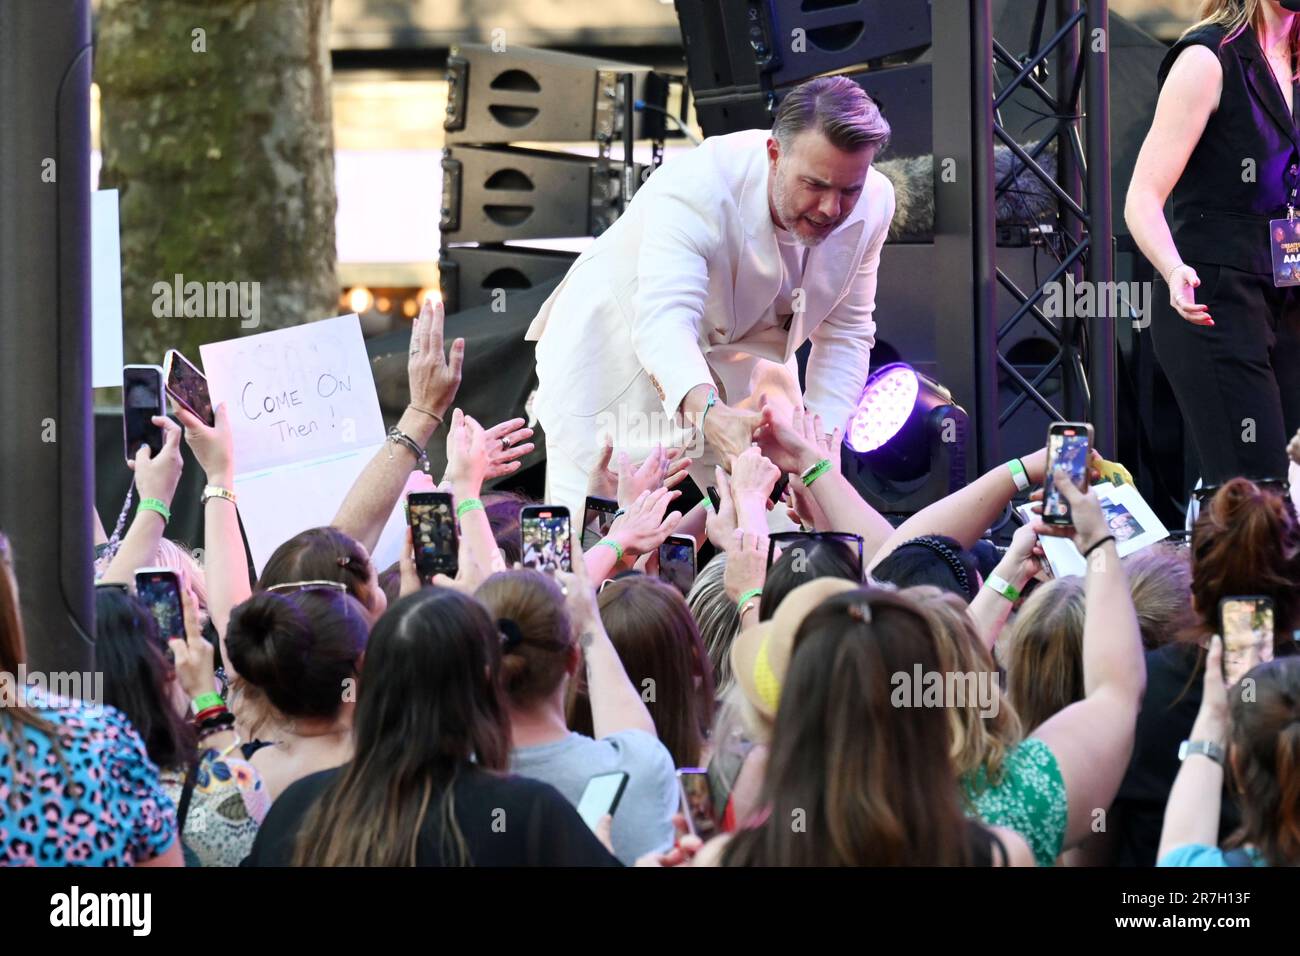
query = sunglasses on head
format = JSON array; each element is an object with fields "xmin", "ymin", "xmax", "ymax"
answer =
[
  {"xmin": 263, "ymin": 579, "xmax": 349, "ymax": 595},
  {"xmin": 766, "ymin": 531, "xmax": 865, "ymax": 579}
]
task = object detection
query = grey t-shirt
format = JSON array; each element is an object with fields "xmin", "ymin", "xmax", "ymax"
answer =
[{"xmin": 511, "ymin": 730, "xmax": 678, "ymax": 865}]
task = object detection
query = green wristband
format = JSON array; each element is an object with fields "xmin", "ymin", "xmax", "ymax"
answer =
[
  {"xmin": 800, "ymin": 459, "xmax": 832, "ymax": 487},
  {"xmin": 137, "ymin": 498, "xmax": 171, "ymax": 523},
  {"xmin": 456, "ymin": 497, "xmax": 484, "ymax": 519},
  {"xmin": 597, "ymin": 538, "xmax": 625, "ymax": 562},
  {"xmin": 736, "ymin": 587, "xmax": 763, "ymax": 613},
  {"xmin": 191, "ymin": 692, "xmax": 224, "ymax": 713}
]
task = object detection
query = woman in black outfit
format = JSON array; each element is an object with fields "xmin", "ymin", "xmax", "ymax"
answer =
[
  {"xmin": 1126, "ymin": 0, "xmax": 1300, "ymax": 489},
  {"xmin": 243, "ymin": 588, "xmax": 618, "ymax": 867}
]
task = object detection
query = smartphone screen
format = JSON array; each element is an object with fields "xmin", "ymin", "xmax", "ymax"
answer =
[
  {"xmin": 1042, "ymin": 423, "xmax": 1091, "ymax": 524},
  {"xmin": 123, "ymin": 365, "xmax": 165, "ymax": 463},
  {"xmin": 677, "ymin": 768, "xmax": 718, "ymax": 839},
  {"xmin": 576, "ymin": 771, "xmax": 629, "ymax": 831},
  {"xmin": 521, "ymin": 506, "xmax": 571, "ymax": 572},
  {"xmin": 134, "ymin": 568, "xmax": 185, "ymax": 647},
  {"xmin": 658, "ymin": 535, "xmax": 697, "ymax": 596},
  {"xmin": 164, "ymin": 349, "xmax": 215, "ymax": 427},
  {"xmin": 582, "ymin": 496, "xmax": 619, "ymax": 551},
  {"xmin": 1220, "ymin": 597, "xmax": 1275, "ymax": 686},
  {"xmin": 408, "ymin": 492, "xmax": 457, "ymax": 581}
]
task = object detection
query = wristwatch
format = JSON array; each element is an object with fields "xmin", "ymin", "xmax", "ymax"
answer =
[{"xmin": 1178, "ymin": 739, "xmax": 1225, "ymax": 766}]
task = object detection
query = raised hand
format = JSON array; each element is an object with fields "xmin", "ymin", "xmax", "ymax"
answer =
[{"xmin": 408, "ymin": 296, "xmax": 465, "ymax": 420}]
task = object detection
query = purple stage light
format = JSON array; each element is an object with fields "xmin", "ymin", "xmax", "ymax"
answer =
[{"xmin": 847, "ymin": 364, "xmax": 919, "ymax": 453}]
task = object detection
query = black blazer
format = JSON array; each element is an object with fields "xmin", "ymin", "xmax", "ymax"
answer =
[{"xmin": 1158, "ymin": 24, "xmax": 1300, "ymax": 274}]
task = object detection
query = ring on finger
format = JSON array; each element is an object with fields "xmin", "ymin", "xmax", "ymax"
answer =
[{"xmin": 501, "ymin": 437, "xmax": 511, "ymax": 451}]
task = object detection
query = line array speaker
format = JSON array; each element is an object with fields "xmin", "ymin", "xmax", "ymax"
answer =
[{"xmin": 440, "ymin": 145, "xmax": 646, "ymax": 244}]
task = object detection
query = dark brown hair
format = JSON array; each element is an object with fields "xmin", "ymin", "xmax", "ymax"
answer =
[
  {"xmin": 722, "ymin": 588, "xmax": 984, "ymax": 866},
  {"xmin": 0, "ymin": 533, "xmax": 56, "ymax": 764},
  {"xmin": 226, "ymin": 589, "xmax": 369, "ymax": 721},
  {"xmin": 257, "ymin": 526, "xmax": 380, "ymax": 614},
  {"xmin": 293, "ymin": 589, "xmax": 510, "ymax": 866},
  {"xmin": 1191, "ymin": 478, "xmax": 1300, "ymax": 649},
  {"xmin": 570, "ymin": 576, "xmax": 715, "ymax": 767},
  {"xmin": 1226, "ymin": 657, "xmax": 1300, "ymax": 866},
  {"xmin": 474, "ymin": 571, "xmax": 574, "ymax": 707}
]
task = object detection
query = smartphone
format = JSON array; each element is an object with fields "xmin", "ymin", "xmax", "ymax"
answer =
[
  {"xmin": 122, "ymin": 365, "xmax": 165, "ymax": 463},
  {"xmin": 705, "ymin": 480, "xmax": 786, "ymax": 512},
  {"xmin": 134, "ymin": 568, "xmax": 185, "ymax": 656},
  {"xmin": 658, "ymin": 534, "xmax": 697, "ymax": 596},
  {"xmin": 408, "ymin": 492, "xmax": 457, "ymax": 582},
  {"xmin": 582, "ymin": 495, "xmax": 619, "ymax": 550},
  {"xmin": 520, "ymin": 505, "xmax": 571, "ymax": 572},
  {"xmin": 677, "ymin": 768, "xmax": 719, "ymax": 839},
  {"xmin": 576, "ymin": 771, "xmax": 629, "ymax": 831},
  {"xmin": 1219, "ymin": 596, "xmax": 1275, "ymax": 686},
  {"xmin": 1042, "ymin": 422, "xmax": 1093, "ymax": 525},
  {"xmin": 163, "ymin": 349, "xmax": 215, "ymax": 427}
]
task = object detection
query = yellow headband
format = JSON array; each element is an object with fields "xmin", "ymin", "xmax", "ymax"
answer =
[{"xmin": 753, "ymin": 635, "xmax": 781, "ymax": 714}]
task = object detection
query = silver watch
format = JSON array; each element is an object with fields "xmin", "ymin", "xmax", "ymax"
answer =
[{"xmin": 1178, "ymin": 739, "xmax": 1225, "ymax": 766}]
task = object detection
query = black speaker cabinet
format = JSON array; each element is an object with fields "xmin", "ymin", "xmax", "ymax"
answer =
[
  {"xmin": 445, "ymin": 43, "xmax": 670, "ymax": 145},
  {"xmin": 438, "ymin": 245, "xmax": 578, "ymax": 316},
  {"xmin": 440, "ymin": 145, "xmax": 646, "ymax": 244},
  {"xmin": 675, "ymin": 0, "xmax": 932, "ymax": 97}
]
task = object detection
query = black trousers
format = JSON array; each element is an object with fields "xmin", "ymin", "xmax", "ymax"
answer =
[{"xmin": 1151, "ymin": 260, "xmax": 1300, "ymax": 487}]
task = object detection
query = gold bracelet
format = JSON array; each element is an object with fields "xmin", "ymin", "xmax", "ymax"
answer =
[
  {"xmin": 408, "ymin": 404, "xmax": 444, "ymax": 425},
  {"xmin": 201, "ymin": 484, "xmax": 237, "ymax": 506}
]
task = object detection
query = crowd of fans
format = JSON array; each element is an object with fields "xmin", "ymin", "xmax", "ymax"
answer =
[{"xmin": 3, "ymin": 297, "xmax": 1300, "ymax": 867}]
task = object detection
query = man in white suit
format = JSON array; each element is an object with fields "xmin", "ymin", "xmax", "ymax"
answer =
[{"xmin": 525, "ymin": 76, "xmax": 896, "ymax": 515}]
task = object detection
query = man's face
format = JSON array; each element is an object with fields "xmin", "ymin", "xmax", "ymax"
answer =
[{"xmin": 767, "ymin": 130, "xmax": 876, "ymax": 246}]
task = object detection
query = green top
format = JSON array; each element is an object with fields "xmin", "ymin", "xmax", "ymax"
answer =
[{"xmin": 961, "ymin": 737, "xmax": 1068, "ymax": 867}]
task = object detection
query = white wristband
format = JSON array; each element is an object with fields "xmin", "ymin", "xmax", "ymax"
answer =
[
  {"xmin": 1007, "ymin": 458, "xmax": 1030, "ymax": 492},
  {"xmin": 985, "ymin": 572, "xmax": 1021, "ymax": 602}
]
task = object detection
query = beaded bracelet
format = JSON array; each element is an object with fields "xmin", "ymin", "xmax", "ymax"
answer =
[{"xmin": 596, "ymin": 538, "xmax": 624, "ymax": 562}]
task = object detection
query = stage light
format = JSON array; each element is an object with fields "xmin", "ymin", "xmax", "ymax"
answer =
[
  {"xmin": 348, "ymin": 286, "xmax": 374, "ymax": 314},
  {"xmin": 375, "ymin": 295, "xmax": 391, "ymax": 313},
  {"xmin": 844, "ymin": 363, "xmax": 969, "ymax": 511},
  {"xmin": 847, "ymin": 364, "xmax": 920, "ymax": 453},
  {"xmin": 401, "ymin": 297, "xmax": 419, "ymax": 318}
]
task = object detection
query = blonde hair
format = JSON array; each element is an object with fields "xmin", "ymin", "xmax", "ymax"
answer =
[
  {"xmin": 902, "ymin": 585, "xmax": 1023, "ymax": 785},
  {"xmin": 1190, "ymin": 0, "xmax": 1300, "ymax": 80},
  {"xmin": 1002, "ymin": 577, "xmax": 1087, "ymax": 733}
]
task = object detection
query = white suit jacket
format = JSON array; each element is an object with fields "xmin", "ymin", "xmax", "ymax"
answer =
[{"xmin": 525, "ymin": 128, "xmax": 896, "ymax": 470}]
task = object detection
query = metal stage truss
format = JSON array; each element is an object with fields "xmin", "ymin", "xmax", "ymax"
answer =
[{"xmin": 934, "ymin": 0, "xmax": 1115, "ymax": 477}]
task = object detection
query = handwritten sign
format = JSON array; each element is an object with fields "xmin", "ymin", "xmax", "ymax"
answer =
[{"xmin": 202, "ymin": 315, "xmax": 403, "ymax": 574}]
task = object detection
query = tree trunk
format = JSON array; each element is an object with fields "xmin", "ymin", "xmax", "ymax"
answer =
[{"xmin": 96, "ymin": 0, "xmax": 337, "ymax": 362}]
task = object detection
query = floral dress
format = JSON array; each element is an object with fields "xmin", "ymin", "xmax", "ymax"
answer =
[
  {"xmin": 1, "ymin": 692, "xmax": 177, "ymax": 865},
  {"xmin": 961, "ymin": 737, "xmax": 1068, "ymax": 867},
  {"xmin": 160, "ymin": 746, "xmax": 270, "ymax": 867}
]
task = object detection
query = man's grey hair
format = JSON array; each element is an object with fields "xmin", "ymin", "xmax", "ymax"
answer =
[{"xmin": 771, "ymin": 75, "xmax": 891, "ymax": 155}]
